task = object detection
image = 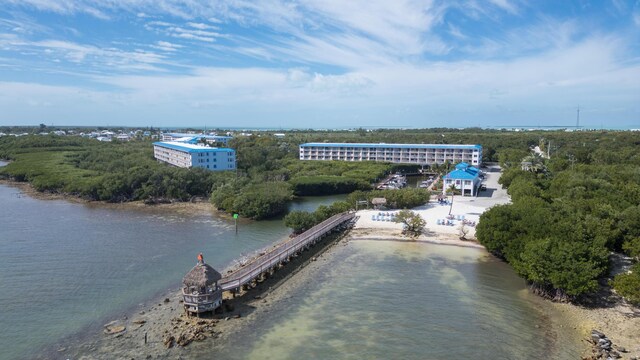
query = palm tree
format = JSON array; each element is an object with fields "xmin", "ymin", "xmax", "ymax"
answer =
[
  {"xmin": 447, "ymin": 184, "xmax": 456, "ymax": 215},
  {"xmin": 521, "ymin": 154, "xmax": 547, "ymax": 174}
]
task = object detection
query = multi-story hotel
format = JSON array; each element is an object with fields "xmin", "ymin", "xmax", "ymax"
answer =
[
  {"xmin": 299, "ymin": 143, "xmax": 482, "ymax": 166},
  {"xmin": 160, "ymin": 133, "xmax": 233, "ymax": 145},
  {"xmin": 153, "ymin": 142, "xmax": 236, "ymax": 171}
]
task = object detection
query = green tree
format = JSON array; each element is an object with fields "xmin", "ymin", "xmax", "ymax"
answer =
[
  {"xmin": 519, "ymin": 237, "xmax": 606, "ymax": 298},
  {"xmin": 521, "ymin": 153, "xmax": 547, "ymax": 174},
  {"xmin": 620, "ymin": 205, "xmax": 640, "ymax": 259},
  {"xmin": 394, "ymin": 210, "xmax": 426, "ymax": 237},
  {"xmin": 284, "ymin": 210, "xmax": 317, "ymax": 235},
  {"xmin": 612, "ymin": 263, "xmax": 640, "ymax": 305}
]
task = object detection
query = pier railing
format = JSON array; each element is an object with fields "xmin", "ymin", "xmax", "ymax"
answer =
[
  {"xmin": 182, "ymin": 289, "xmax": 222, "ymax": 306},
  {"xmin": 219, "ymin": 212, "xmax": 355, "ymax": 291}
]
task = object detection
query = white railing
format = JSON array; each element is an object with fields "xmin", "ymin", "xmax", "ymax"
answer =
[{"xmin": 219, "ymin": 212, "xmax": 354, "ymax": 290}]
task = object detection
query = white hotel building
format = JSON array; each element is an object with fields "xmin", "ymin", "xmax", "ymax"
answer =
[
  {"xmin": 153, "ymin": 142, "xmax": 236, "ymax": 171},
  {"xmin": 299, "ymin": 143, "xmax": 482, "ymax": 166},
  {"xmin": 160, "ymin": 133, "xmax": 233, "ymax": 145}
]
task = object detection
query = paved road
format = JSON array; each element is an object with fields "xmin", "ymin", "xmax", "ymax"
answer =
[{"xmin": 455, "ymin": 164, "xmax": 511, "ymax": 208}]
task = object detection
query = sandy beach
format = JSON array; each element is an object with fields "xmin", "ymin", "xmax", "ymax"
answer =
[{"xmin": 6, "ymin": 166, "xmax": 638, "ymax": 359}]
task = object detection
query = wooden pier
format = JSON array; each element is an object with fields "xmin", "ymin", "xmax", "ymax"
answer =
[{"xmin": 218, "ymin": 212, "xmax": 356, "ymax": 292}]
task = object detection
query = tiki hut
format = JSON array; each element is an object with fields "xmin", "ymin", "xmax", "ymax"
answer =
[
  {"xmin": 371, "ymin": 197, "xmax": 387, "ymax": 209},
  {"xmin": 182, "ymin": 254, "xmax": 223, "ymax": 315}
]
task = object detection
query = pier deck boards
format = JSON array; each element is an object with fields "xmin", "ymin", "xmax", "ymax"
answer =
[{"xmin": 219, "ymin": 212, "xmax": 355, "ymax": 291}]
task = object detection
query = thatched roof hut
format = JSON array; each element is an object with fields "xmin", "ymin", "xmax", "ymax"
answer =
[
  {"xmin": 371, "ymin": 197, "xmax": 387, "ymax": 206},
  {"xmin": 182, "ymin": 263, "xmax": 222, "ymax": 288}
]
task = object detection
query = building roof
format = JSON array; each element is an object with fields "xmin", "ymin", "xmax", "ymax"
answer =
[
  {"xmin": 300, "ymin": 142, "xmax": 482, "ymax": 150},
  {"xmin": 443, "ymin": 162, "xmax": 481, "ymax": 181},
  {"xmin": 153, "ymin": 141, "xmax": 234, "ymax": 153},
  {"xmin": 165, "ymin": 133, "xmax": 232, "ymax": 140},
  {"xmin": 183, "ymin": 263, "xmax": 222, "ymax": 288}
]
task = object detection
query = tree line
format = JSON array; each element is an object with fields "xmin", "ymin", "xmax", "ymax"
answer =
[{"xmin": 476, "ymin": 131, "xmax": 640, "ymax": 303}]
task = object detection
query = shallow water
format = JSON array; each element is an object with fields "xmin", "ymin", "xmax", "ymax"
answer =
[
  {"xmin": 0, "ymin": 182, "xmax": 341, "ymax": 360},
  {"xmin": 214, "ymin": 240, "xmax": 582, "ymax": 359},
  {"xmin": 0, "ymin": 175, "xmax": 582, "ymax": 359}
]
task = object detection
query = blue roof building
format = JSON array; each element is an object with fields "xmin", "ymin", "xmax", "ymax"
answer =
[
  {"xmin": 442, "ymin": 162, "xmax": 482, "ymax": 197},
  {"xmin": 153, "ymin": 141, "xmax": 236, "ymax": 171},
  {"xmin": 299, "ymin": 143, "xmax": 482, "ymax": 166}
]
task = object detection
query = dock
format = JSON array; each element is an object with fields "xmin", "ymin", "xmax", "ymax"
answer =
[{"xmin": 218, "ymin": 212, "xmax": 356, "ymax": 292}]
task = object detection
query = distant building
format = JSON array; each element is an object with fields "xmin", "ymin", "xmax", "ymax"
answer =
[
  {"xmin": 161, "ymin": 133, "xmax": 232, "ymax": 145},
  {"xmin": 442, "ymin": 162, "xmax": 482, "ymax": 197},
  {"xmin": 273, "ymin": 133, "xmax": 286, "ymax": 138},
  {"xmin": 299, "ymin": 143, "xmax": 482, "ymax": 166},
  {"xmin": 153, "ymin": 141, "xmax": 236, "ymax": 171}
]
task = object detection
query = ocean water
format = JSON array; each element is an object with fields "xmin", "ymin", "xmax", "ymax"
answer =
[
  {"xmin": 215, "ymin": 240, "xmax": 582, "ymax": 359},
  {"xmin": 0, "ymin": 173, "xmax": 582, "ymax": 359},
  {"xmin": 0, "ymin": 181, "xmax": 342, "ymax": 360}
]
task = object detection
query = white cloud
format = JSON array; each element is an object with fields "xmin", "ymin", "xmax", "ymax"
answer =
[
  {"xmin": 152, "ymin": 40, "xmax": 183, "ymax": 52},
  {"xmin": 447, "ymin": 23, "xmax": 466, "ymax": 39},
  {"xmin": 1, "ymin": 0, "xmax": 638, "ymax": 128},
  {"xmin": 0, "ymin": 35, "xmax": 168, "ymax": 72},
  {"xmin": 145, "ymin": 21, "xmax": 225, "ymax": 43},
  {"xmin": 187, "ymin": 22, "xmax": 218, "ymax": 30},
  {"xmin": 487, "ymin": 0, "xmax": 519, "ymax": 14}
]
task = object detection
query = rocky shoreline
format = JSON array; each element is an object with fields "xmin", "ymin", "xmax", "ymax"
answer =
[
  {"xmin": 585, "ymin": 330, "xmax": 633, "ymax": 360},
  {"xmin": 54, "ymin": 228, "xmax": 640, "ymax": 360},
  {"xmin": 52, "ymin": 225, "xmax": 353, "ymax": 359},
  {"xmin": 8, "ymin": 180, "xmax": 636, "ymax": 359}
]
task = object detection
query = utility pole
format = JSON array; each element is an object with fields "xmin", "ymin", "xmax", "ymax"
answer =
[
  {"xmin": 547, "ymin": 141, "xmax": 551, "ymax": 159},
  {"xmin": 568, "ymin": 154, "xmax": 576, "ymax": 170},
  {"xmin": 576, "ymin": 105, "xmax": 580, "ymax": 129}
]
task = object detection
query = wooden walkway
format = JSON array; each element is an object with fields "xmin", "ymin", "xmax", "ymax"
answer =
[{"xmin": 219, "ymin": 212, "xmax": 356, "ymax": 291}]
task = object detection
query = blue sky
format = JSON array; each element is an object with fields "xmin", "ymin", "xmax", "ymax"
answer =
[{"xmin": 0, "ymin": 0, "xmax": 638, "ymax": 129}]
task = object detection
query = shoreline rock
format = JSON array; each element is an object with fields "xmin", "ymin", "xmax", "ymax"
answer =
[{"xmin": 583, "ymin": 329, "xmax": 629, "ymax": 360}]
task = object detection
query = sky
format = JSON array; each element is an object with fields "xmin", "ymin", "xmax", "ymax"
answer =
[{"xmin": 0, "ymin": 0, "xmax": 639, "ymax": 129}]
